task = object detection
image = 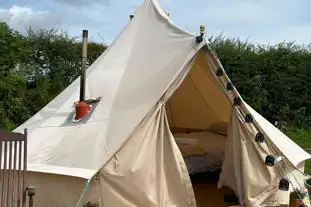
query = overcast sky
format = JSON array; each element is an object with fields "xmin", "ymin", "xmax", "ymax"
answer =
[{"xmin": 0, "ymin": 0, "xmax": 310, "ymax": 45}]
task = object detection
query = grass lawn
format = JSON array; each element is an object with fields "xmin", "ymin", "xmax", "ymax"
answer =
[{"xmin": 286, "ymin": 127, "xmax": 311, "ymax": 174}]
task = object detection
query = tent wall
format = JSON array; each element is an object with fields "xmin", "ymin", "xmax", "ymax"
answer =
[
  {"xmin": 27, "ymin": 172, "xmax": 100, "ymax": 207},
  {"xmin": 98, "ymin": 103, "xmax": 196, "ymax": 207},
  {"xmin": 218, "ymin": 108, "xmax": 289, "ymax": 207}
]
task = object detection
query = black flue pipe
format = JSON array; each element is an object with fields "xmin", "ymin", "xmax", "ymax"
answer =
[{"xmin": 80, "ymin": 30, "xmax": 88, "ymax": 102}]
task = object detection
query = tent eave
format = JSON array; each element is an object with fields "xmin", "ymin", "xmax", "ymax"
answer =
[{"xmin": 28, "ymin": 164, "xmax": 97, "ymax": 180}]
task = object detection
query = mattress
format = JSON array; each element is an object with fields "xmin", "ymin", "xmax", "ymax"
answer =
[{"xmin": 174, "ymin": 131, "xmax": 227, "ymax": 174}]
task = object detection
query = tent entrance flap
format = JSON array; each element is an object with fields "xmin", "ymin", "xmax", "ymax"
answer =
[
  {"xmin": 166, "ymin": 49, "xmax": 232, "ymax": 174},
  {"xmin": 165, "ymin": 50, "xmax": 238, "ymax": 207}
]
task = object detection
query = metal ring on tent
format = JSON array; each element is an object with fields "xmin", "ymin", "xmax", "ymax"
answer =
[
  {"xmin": 255, "ymin": 132, "xmax": 265, "ymax": 143},
  {"xmin": 245, "ymin": 114, "xmax": 253, "ymax": 123},
  {"xmin": 265, "ymin": 155, "xmax": 275, "ymax": 166},
  {"xmin": 216, "ymin": 68, "xmax": 224, "ymax": 77},
  {"xmin": 279, "ymin": 178, "xmax": 290, "ymax": 191},
  {"xmin": 226, "ymin": 82, "xmax": 233, "ymax": 91},
  {"xmin": 233, "ymin": 97, "xmax": 242, "ymax": 106}
]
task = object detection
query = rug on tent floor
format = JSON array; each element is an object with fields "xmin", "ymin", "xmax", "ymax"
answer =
[{"xmin": 190, "ymin": 171, "xmax": 238, "ymax": 207}]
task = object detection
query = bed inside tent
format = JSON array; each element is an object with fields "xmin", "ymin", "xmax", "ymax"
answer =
[{"xmin": 166, "ymin": 50, "xmax": 239, "ymax": 207}]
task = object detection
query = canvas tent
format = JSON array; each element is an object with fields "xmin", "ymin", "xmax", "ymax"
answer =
[{"xmin": 14, "ymin": 0, "xmax": 311, "ymax": 206}]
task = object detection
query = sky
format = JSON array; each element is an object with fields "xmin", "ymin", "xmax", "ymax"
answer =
[{"xmin": 0, "ymin": 0, "xmax": 310, "ymax": 45}]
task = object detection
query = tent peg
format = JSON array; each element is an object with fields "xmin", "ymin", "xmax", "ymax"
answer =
[{"xmin": 196, "ymin": 25, "xmax": 206, "ymax": 43}]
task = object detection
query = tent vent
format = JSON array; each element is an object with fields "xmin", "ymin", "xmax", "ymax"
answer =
[
  {"xmin": 245, "ymin": 114, "xmax": 253, "ymax": 123},
  {"xmin": 279, "ymin": 178, "xmax": 290, "ymax": 191},
  {"xmin": 265, "ymin": 155, "xmax": 275, "ymax": 166},
  {"xmin": 233, "ymin": 97, "xmax": 242, "ymax": 106},
  {"xmin": 226, "ymin": 82, "xmax": 233, "ymax": 91},
  {"xmin": 255, "ymin": 132, "xmax": 265, "ymax": 143},
  {"xmin": 130, "ymin": 14, "xmax": 134, "ymax": 20},
  {"xmin": 216, "ymin": 68, "xmax": 224, "ymax": 76}
]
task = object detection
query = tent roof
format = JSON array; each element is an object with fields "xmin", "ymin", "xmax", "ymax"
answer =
[
  {"xmin": 15, "ymin": 0, "xmax": 310, "ymax": 179},
  {"xmin": 15, "ymin": 0, "xmax": 203, "ymax": 179}
]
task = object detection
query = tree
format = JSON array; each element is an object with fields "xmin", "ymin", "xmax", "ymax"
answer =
[
  {"xmin": 0, "ymin": 22, "xmax": 31, "ymax": 130},
  {"xmin": 0, "ymin": 23, "xmax": 107, "ymax": 130}
]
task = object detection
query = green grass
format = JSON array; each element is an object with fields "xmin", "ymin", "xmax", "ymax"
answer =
[
  {"xmin": 286, "ymin": 127, "xmax": 311, "ymax": 174},
  {"xmin": 83, "ymin": 202, "xmax": 99, "ymax": 207}
]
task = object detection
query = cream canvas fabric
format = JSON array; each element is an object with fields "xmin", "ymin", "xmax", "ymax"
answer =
[
  {"xmin": 13, "ymin": 0, "xmax": 311, "ymax": 206},
  {"xmin": 218, "ymin": 108, "xmax": 287, "ymax": 206},
  {"xmin": 99, "ymin": 103, "xmax": 196, "ymax": 207},
  {"xmin": 15, "ymin": 0, "xmax": 202, "ymax": 179}
]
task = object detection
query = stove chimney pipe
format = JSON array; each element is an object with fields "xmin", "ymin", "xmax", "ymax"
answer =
[
  {"xmin": 80, "ymin": 30, "xmax": 88, "ymax": 102},
  {"xmin": 74, "ymin": 30, "xmax": 90, "ymax": 121}
]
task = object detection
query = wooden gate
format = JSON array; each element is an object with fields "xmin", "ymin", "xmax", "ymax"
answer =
[{"xmin": 0, "ymin": 129, "xmax": 28, "ymax": 207}]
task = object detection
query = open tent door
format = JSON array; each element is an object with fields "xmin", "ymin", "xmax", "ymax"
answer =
[
  {"xmin": 166, "ymin": 49, "xmax": 237, "ymax": 207},
  {"xmin": 165, "ymin": 47, "xmax": 302, "ymax": 207}
]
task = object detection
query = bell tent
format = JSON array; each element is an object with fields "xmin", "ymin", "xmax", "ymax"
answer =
[{"xmin": 15, "ymin": 0, "xmax": 311, "ymax": 206}]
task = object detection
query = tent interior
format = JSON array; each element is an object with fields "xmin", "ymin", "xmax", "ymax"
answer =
[{"xmin": 166, "ymin": 50, "xmax": 238, "ymax": 206}]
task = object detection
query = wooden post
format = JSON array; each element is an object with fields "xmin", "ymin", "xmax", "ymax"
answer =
[
  {"xmin": 80, "ymin": 30, "xmax": 88, "ymax": 102},
  {"xmin": 22, "ymin": 128, "xmax": 27, "ymax": 207},
  {"xmin": 27, "ymin": 186, "xmax": 35, "ymax": 207}
]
